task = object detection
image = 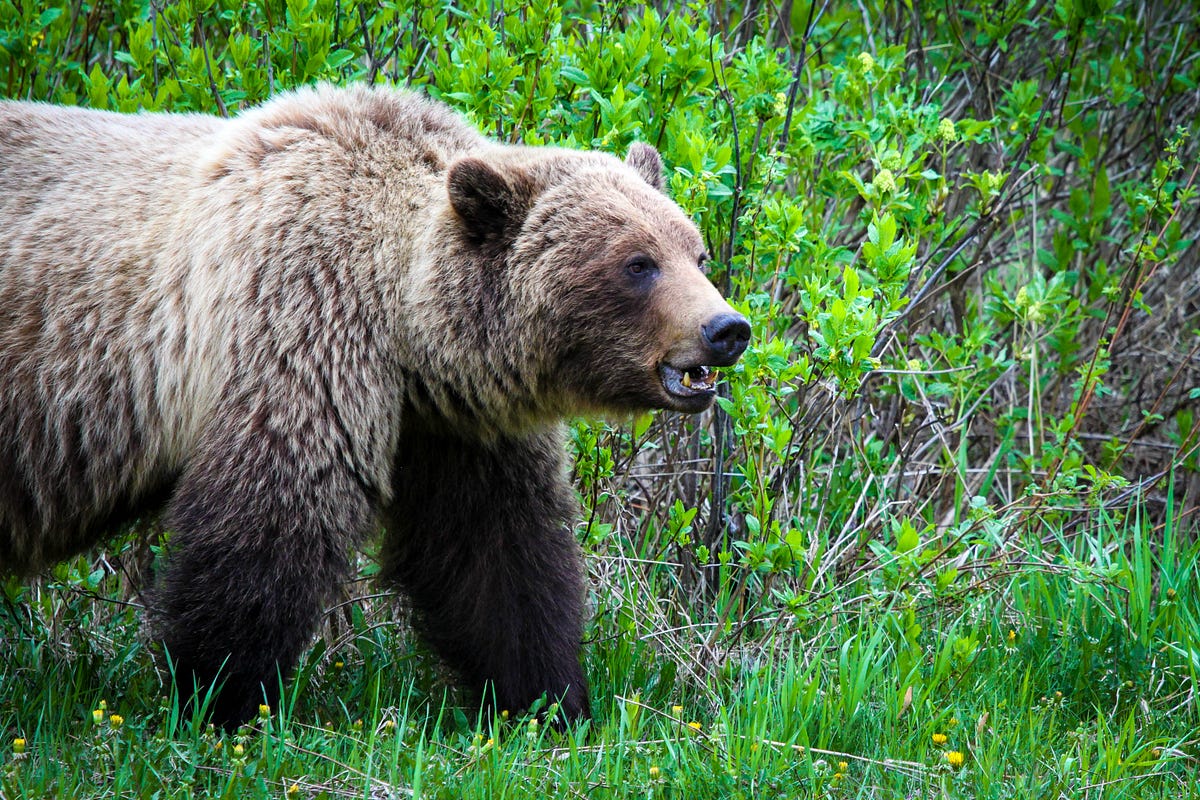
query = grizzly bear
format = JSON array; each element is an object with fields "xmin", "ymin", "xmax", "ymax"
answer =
[{"xmin": 0, "ymin": 85, "xmax": 750, "ymax": 727}]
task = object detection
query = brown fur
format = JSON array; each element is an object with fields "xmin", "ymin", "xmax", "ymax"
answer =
[{"xmin": 0, "ymin": 85, "xmax": 747, "ymax": 726}]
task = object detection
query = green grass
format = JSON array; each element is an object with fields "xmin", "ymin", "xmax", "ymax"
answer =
[{"xmin": 3, "ymin": 505, "xmax": 1197, "ymax": 798}]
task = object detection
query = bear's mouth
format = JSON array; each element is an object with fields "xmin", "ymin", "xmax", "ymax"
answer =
[{"xmin": 659, "ymin": 363, "xmax": 718, "ymax": 400}]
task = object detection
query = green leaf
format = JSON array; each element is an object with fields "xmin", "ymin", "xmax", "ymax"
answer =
[{"xmin": 560, "ymin": 66, "xmax": 591, "ymax": 86}]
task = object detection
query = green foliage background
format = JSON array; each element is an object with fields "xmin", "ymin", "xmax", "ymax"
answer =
[{"xmin": 2, "ymin": 1, "xmax": 1199, "ymax": 797}]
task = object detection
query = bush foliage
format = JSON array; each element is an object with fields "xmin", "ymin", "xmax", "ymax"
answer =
[{"xmin": 2, "ymin": 1, "xmax": 1198, "ymax": 797}]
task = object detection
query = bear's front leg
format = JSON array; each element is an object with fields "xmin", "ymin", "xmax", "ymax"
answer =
[
  {"xmin": 156, "ymin": 404, "xmax": 376, "ymax": 729},
  {"xmin": 381, "ymin": 427, "xmax": 590, "ymax": 723}
]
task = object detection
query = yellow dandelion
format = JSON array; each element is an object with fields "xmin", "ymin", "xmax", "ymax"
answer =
[
  {"xmin": 832, "ymin": 771, "xmax": 845, "ymax": 782},
  {"xmin": 1006, "ymin": 629, "xmax": 1017, "ymax": 645},
  {"xmin": 932, "ymin": 733, "xmax": 948, "ymax": 745},
  {"xmin": 687, "ymin": 721, "xmax": 702, "ymax": 731},
  {"xmin": 948, "ymin": 717, "xmax": 959, "ymax": 727},
  {"xmin": 258, "ymin": 704, "xmax": 271, "ymax": 720},
  {"xmin": 12, "ymin": 738, "xmax": 25, "ymax": 755},
  {"xmin": 333, "ymin": 661, "xmax": 344, "ymax": 671},
  {"xmin": 287, "ymin": 784, "xmax": 300, "ymax": 798},
  {"xmin": 212, "ymin": 740, "xmax": 223, "ymax": 751},
  {"xmin": 353, "ymin": 719, "xmax": 363, "ymax": 731},
  {"xmin": 99, "ymin": 700, "xmax": 107, "ymax": 710},
  {"xmin": 945, "ymin": 750, "xmax": 965, "ymax": 768},
  {"xmin": 501, "ymin": 709, "xmax": 509, "ymax": 720},
  {"xmin": 382, "ymin": 720, "xmax": 396, "ymax": 733},
  {"xmin": 671, "ymin": 705, "xmax": 684, "ymax": 716},
  {"xmin": 232, "ymin": 743, "xmax": 244, "ymax": 757},
  {"xmin": 92, "ymin": 708, "xmax": 104, "ymax": 725},
  {"xmin": 109, "ymin": 714, "xmax": 124, "ymax": 728},
  {"xmin": 1166, "ymin": 588, "xmax": 1177, "ymax": 600},
  {"xmin": 649, "ymin": 765, "xmax": 661, "ymax": 780},
  {"xmin": 838, "ymin": 761, "xmax": 848, "ymax": 772}
]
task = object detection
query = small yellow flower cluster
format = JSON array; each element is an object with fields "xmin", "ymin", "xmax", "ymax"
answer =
[
  {"xmin": 687, "ymin": 721, "xmax": 702, "ymax": 732},
  {"xmin": 648, "ymin": 765, "xmax": 661, "ymax": 780},
  {"xmin": 109, "ymin": 714, "xmax": 124, "ymax": 729},
  {"xmin": 287, "ymin": 784, "xmax": 301, "ymax": 798},
  {"xmin": 937, "ymin": 118, "xmax": 958, "ymax": 143},
  {"xmin": 873, "ymin": 169, "xmax": 897, "ymax": 194},
  {"xmin": 945, "ymin": 751, "xmax": 965, "ymax": 768},
  {"xmin": 857, "ymin": 52, "xmax": 875, "ymax": 72},
  {"xmin": 932, "ymin": 733, "xmax": 948, "ymax": 745}
]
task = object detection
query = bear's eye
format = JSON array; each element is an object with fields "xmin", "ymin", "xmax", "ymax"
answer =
[
  {"xmin": 697, "ymin": 252, "xmax": 711, "ymax": 270},
  {"xmin": 624, "ymin": 256, "xmax": 659, "ymax": 280}
]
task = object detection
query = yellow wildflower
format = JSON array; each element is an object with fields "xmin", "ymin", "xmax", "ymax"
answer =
[
  {"xmin": 258, "ymin": 704, "xmax": 271, "ymax": 720},
  {"xmin": 873, "ymin": 169, "xmax": 896, "ymax": 194},
  {"xmin": 649, "ymin": 765, "xmax": 661, "ymax": 780},
  {"xmin": 671, "ymin": 705, "xmax": 684, "ymax": 716},
  {"xmin": 687, "ymin": 721, "xmax": 702, "ymax": 731},
  {"xmin": 109, "ymin": 714, "xmax": 124, "ymax": 728},
  {"xmin": 857, "ymin": 52, "xmax": 875, "ymax": 71},
  {"xmin": 937, "ymin": 118, "xmax": 958, "ymax": 143},
  {"xmin": 945, "ymin": 750, "xmax": 965, "ymax": 768},
  {"xmin": 287, "ymin": 785, "xmax": 301, "ymax": 798},
  {"xmin": 12, "ymin": 738, "xmax": 25, "ymax": 755},
  {"xmin": 92, "ymin": 709, "xmax": 104, "ymax": 725},
  {"xmin": 932, "ymin": 733, "xmax": 948, "ymax": 745},
  {"xmin": 232, "ymin": 744, "xmax": 244, "ymax": 757}
]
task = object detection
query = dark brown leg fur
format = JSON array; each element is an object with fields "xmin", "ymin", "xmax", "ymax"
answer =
[
  {"xmin": 155, "ymin": 397, "xmax": 374, "ymax": 728},
  {"xmin": 381, "ymin": 427, "xmax": 590, "ymax": 723}
]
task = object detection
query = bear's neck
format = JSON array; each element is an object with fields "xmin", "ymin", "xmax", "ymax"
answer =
[{"xmin": 392, "ymin": 218, "xmax": 561, "ymax": 438}]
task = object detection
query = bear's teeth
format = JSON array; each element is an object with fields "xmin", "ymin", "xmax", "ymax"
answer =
[{"xmin": 682, "ymin": 372, "xmax": 692, "ymax": 388}]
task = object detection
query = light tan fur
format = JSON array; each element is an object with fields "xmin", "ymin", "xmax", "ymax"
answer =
[{"xmin": 0, "ymin": 85, "xmax": 745, "ymax": 725}]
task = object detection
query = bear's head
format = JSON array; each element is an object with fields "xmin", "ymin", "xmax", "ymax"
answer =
[{"xmin": 444, "ymin": 143, "xmax": 750, "ymax": 420}]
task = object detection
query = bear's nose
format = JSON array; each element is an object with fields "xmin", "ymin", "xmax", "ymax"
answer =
[{"xmin": 702, "ymin": 313, "xmax": 751, "ymax": 361}]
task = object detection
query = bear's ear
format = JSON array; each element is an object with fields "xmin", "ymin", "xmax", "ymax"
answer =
[
  {"xmin": 447, "ymin": 157, "xmax": 530, "ymax": 241},
  {"xmin": 625, "ymin": 142, "xmax": 665, "ymax": 192}
]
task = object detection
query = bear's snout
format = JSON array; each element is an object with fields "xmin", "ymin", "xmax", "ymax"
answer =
[{"xmin": 701, "ymin": 312, "xmax": 751, "ymax": 364}]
